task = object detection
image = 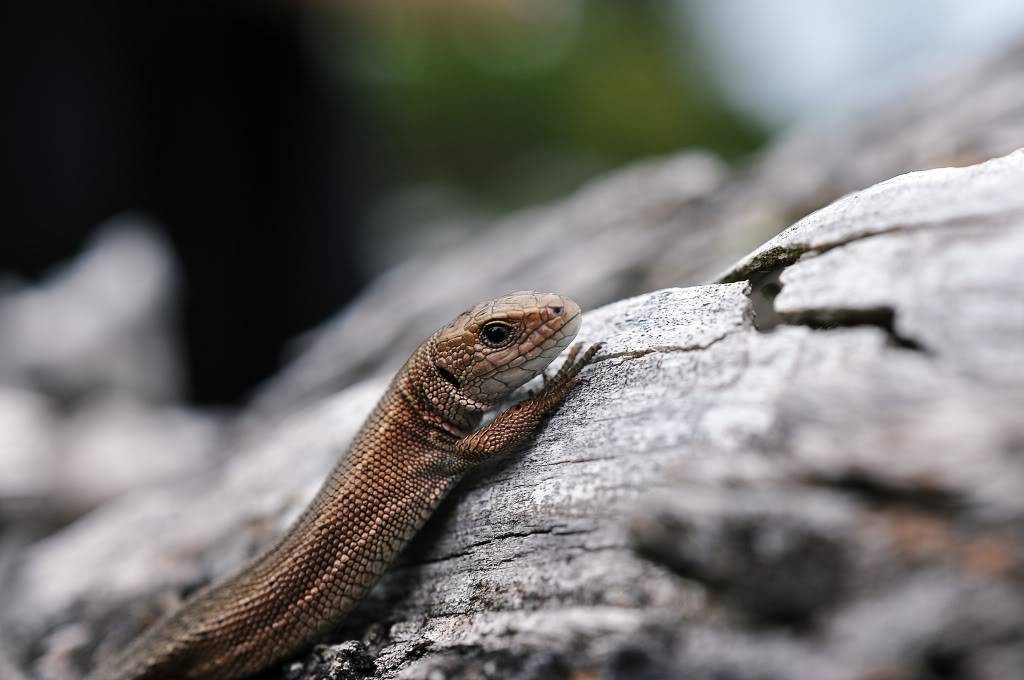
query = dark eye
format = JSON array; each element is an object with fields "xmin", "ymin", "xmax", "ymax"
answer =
[{"xmin": 481, "ymin": 322, "xmax": 514, "ymax": 348}]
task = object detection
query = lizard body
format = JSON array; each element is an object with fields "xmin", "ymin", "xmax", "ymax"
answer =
[{"xmin": 87, "ymin": 291, "xmax": 599, "ymax": 680}]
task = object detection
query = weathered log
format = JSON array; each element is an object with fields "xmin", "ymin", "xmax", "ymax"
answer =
[{"xmin": 6, "ymin": 149, "xmax": 1023, "ymax": 680}]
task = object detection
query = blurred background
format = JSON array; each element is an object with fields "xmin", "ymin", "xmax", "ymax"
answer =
[
  {"xmin": 5, "ymin": 0, "xmax": 1022, "ymax": 405},
  {"xmin": 3, "ymin": 0, "xmax": 1024, "ymax": 527}
]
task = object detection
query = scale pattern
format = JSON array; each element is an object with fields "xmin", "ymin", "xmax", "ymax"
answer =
[{"xmin": 88, "ymin": 291, "xmax": 600, "ymax": 680}]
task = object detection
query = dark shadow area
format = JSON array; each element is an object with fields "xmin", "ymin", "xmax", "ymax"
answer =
[{"xmin": 0, "ymin": 0, "xmax": 370, "ymax": 404}]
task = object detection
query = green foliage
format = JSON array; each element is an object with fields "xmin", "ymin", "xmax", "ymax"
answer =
[{"xmin": 310, "ymin": 1, "xmax": 764, "ymax": 207}]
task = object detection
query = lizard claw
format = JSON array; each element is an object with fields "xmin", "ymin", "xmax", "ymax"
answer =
[{"xmin": 535, "ymin": 341, "xmax": 603, "ymax": 412}]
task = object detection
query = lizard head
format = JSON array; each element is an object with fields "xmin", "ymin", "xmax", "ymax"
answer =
[{"xmin": 427, "ymin": 291, "xmax": 582, "ymax": 411}]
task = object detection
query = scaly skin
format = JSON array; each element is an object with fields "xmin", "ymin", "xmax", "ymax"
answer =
[{"xmin": 88, "ymin": 291, "xmax": 601, "ymax": 680}]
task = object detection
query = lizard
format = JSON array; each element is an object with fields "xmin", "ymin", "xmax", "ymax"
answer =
[{"xmin": 87, "ymin": 291, "xmax": 601, "ymax": 680}]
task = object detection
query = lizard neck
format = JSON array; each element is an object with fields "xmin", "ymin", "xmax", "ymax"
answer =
[{"xmin": 398, "ymin": 344, "xmax": 486, "ymax": 439}]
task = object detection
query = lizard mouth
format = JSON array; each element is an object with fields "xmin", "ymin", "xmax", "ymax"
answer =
[
  {"xmin": 555, "ymin": 309, "xmax": 582, "ymax": 345},
  {"xmin": 563, "ymin": 308, "xmax": 581, "ymax": 325}
]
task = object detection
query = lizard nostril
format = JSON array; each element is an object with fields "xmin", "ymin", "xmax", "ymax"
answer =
[{"xmin": 550, "ymin": 306, "xmax": 563, "ymax": 315}]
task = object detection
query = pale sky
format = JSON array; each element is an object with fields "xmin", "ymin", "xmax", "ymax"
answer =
[{"xmin": 679, "ymin": 0, "xmax": 1024, "ymax": 125}]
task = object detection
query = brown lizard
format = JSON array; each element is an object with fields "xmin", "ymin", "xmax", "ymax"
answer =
[{"xmin": 87, "ymin": 291, "xmax": 600, "ymax": 680}]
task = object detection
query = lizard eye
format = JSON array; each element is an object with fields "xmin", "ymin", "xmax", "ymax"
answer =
[{"xmin": 480, "ymin": 322, "xmax": 515, "ymax": 348}]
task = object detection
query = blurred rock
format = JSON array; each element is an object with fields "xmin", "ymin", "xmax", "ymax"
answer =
[
  {"xmin": 53, "ymin": 397, "xmax": 223, "ymax": 515},
  {"xmin": 254, "ymin": 39, "xmax": 1024, "ymax": 418},
  {"xmin": 0, "ymin": 215, "xmax": 184, "ymax": 404},
  {"xmin": 4, "ymin": 149, "xmax": 1022, "ymax": 679},
  {"xmin": 0, "ymin": 217, "xmax": 227, "ymax": 530},
  {"xmin": 0, "ymin": 387, "xmax": 57, "ymax": 520},
  {"xmin": 0, "ymin": 390, "xmax": 224, "ymax": 527},
  {"xmin": 652, "ymin": 38, "xmax": 1024, "ymax": 286}
]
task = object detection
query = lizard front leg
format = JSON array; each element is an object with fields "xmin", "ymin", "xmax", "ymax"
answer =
[{"xmin": 454, "ymin": 343, "xmax": 602, "ymax": 465}]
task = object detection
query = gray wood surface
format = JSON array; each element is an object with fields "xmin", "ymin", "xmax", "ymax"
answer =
[{"xmin": 6, "ymin": 148, "xmax": 1023, "ymax": 680}]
